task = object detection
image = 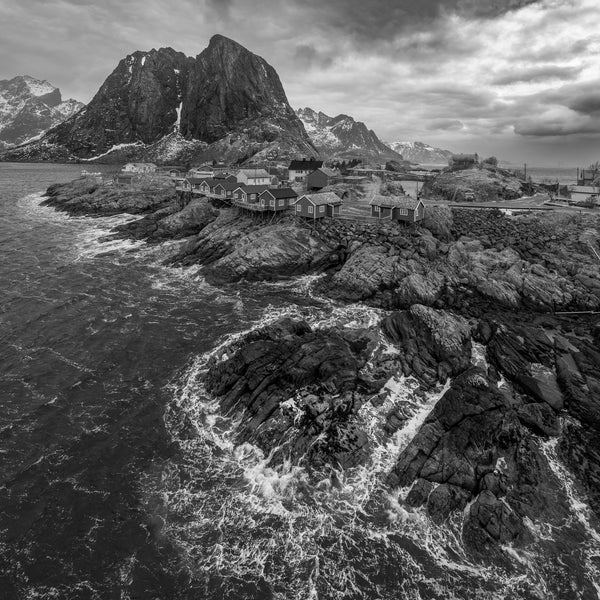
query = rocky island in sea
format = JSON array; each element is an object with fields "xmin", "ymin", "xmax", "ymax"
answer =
[{"xmin": 2, "ymin": 20, "xmax": 600, "ymax": 599}]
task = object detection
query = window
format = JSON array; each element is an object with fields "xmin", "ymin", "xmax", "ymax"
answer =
[
  {"xmin": 278, "ymin": 199, "xmax": 284, "ymax": 206},
  {"xmin": 250, "ymin": 194, "xmax": 256, "ymax": 200},
  {"xmin": 398, "ymin": 208, "xmax": 408, "ymax": 215},
  {"xmin": 296, "ymin": 204, "xmax": 301, "ymax": 212},
  {"xmin": 374, "ymin": 205, "xmax": 380, "ymax": 212},
  {"xmin": 270, "ymin": 199, "xmax": 275, "ymax": 207},
  {"xmin": 319, "ymin": 205, "xmax": 325, "ymax": 213},
  {"xmin": 308, "ymin": 206, "xmax": 314, "ymax": 214}
]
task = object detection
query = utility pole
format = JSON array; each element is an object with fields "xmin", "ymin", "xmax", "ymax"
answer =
[{"xmin": 524, "ymin": 163, "xmax": 527, "ymax": 180}]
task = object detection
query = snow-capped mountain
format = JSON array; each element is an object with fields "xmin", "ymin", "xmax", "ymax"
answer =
[
  {"xmin": 385, "ymin": 141, "xmax": 453, "ymax": 165},
  {"xmin": 0, "ymin": 76, "xmax": 83, "ymax": 149},
  {"xmin": 297, "ymin": 107, "xmax": 402, "ymax": 161}
]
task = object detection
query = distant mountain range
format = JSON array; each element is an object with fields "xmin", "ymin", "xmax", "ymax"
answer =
[
  {"xmin": 0, "ymin": 76, "xmax": 83, "ymax": 150},
  {"xmin": 296, "ymin": 107, "xmax": 402, "ymax": 161},
  {"xmin": 385, "ymin": 141, "xmax": 453, "ymax": 165}
]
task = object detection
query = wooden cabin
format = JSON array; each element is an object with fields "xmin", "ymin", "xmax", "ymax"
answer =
[
  {"xmin": 448, "ymin": 154, "xmax": 479, "ymax": 171},
  {"xmin": 288, "ymin": 159, "xmax": 324, "ymax": 182},
  {"xmin": 306, "ymin": 167, "xmax": 341, "ymax": 190},
  {"xmin": 370, "ymin": 195, "xmax": 425, "ymax": 223},
  {"xmin": 198, "ymin": 178, "xmax": 222, "ymax": 195},
  {"xmin": 212, "ymin": 180, "xmax": 239, "ymax": 200},
  {"xmin": 295, "ymin": 192, "xmax": 342, "ymax": 219},
  {"xmin": 187, "ymin": 177, "xmax": 210, "ymax": 194},
  {"xmin": 258, "ymin": 188, "xmax": 298, "ymax": 211},
  {"xmin": 232, "ymin": 185, "xmax": 270, "ymax": 205}
]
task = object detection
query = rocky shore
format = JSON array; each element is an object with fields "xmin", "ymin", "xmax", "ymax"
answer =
[{"xmin": 42, "ymin": 176, "xmax": 600, "ymax": 571}]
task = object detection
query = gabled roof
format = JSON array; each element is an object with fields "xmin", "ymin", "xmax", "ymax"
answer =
[
  {"xmin": 370, "ymin": 195, "xmax": 422, "ymax": 209},
  {"xmin": 300, "ymin": 192, "xmax": 343, "ymax": 206},
  {"xmin": 260, "ymin": 187, "xmax": 298, "ymax": 199},
  {"xmin": 186, "ymin": 177, "xmax": 208, "ymax": 185},
  {"xmin": 312, "ymin": 167, "xmax": 338, "ymax": 178},
  {"xmin": 289, "ymin": 159, "xmax": 323, "ymax": 171},
  {"xmin": 213, "ymin": 180, "xmax": 240, "ymax": 191},
  {"xmin": 235, "ymin": 184, "xmax": 269, "ymax": 194},
  {"xmin": 238, "ymin": 168, "xmax": 270, "ymax": 178}
]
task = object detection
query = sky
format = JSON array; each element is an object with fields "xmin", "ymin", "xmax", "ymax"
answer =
[{"xmin": 1, "ymin": 0, "xmax": 599, "ymax": 166}]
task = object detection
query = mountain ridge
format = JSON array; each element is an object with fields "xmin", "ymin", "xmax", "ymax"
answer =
[
  {"xmin": 0, "ymin": 76, "xmax": 84, "ymax": 149},
  {"xmin": 385, "ymin": 140, "xmax": 453, "ymax": 164}
]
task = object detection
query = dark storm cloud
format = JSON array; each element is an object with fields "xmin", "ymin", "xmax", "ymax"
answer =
[
  {"xmin": 515, "ymin": 117, "xmax": 600, "ymax": 136},
  {"xmin": 569, "ymin": 93, "xmax": 600, "ymax": 115},
  {"xmin": 293, "ymin": 44, "xmax": 334, "ymax": 69},
  {"xmin": 427, "ymin": 119, "xmax": 464, "ymax": 131},
  {"xmin": 296, "ymin": 0, "xmax": 542, "ymax": 43},
  {"xmin": 492, "ymin": 65, "xmax": 580, "ymax": 85}
]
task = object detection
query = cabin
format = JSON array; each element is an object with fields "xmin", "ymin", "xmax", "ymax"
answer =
[
  {"xmin": 115, "ymin": 173, "xmax": 134, "ymax": 185},
  {"xmin": 448, "ymin": 154, "xmax": 478, "ymax": 171},
  {"xmin": 568, "ymin": 185, "xmax": 600, "ymax": 205},
  {"xmin": 232, "ymin": 185, "xmax": 270, "ymax": 205},
  {"xmin": 212, "ymin": 180, "xmax": 239, "ymax": 200},
  {"xmin": 306, "ymin": 167, "xmax": 341, "ymax": 190},
  {"xmin": 168, "ymin": 168, "xmax": 187, "ymax": 178},
  {"xmin": 288, "ymin": 159, "xmax": 324, "ymax": 182},
  {"xmin": 370, "ymin": 195, "xmax": 425, "ymax": 223},
  {"xmin": 214, "ymin": 173, "xmax": 238, "ymax": 183},
  {"xmin": 294, "ymin": 192, "xmax": 342, "ymax": 219},
  {"xmin": 236, "ymin": 169, "xmax": 271, "ymax": 186},
  {"xmin": 174, "ymin": 177, "xmax": 190, "ymax": 192},
  {"xmin": 258, "ymin": 188, "xmax": 298, "ymax": 211},
  {"xmin": 186, "ymin": 177, "xmax": 210, "ymax": 194},
  {"xmin": 198, "ymin": 178, "xmax": 223, "ymax": 196},
  {"xmin": 122, "ymin": 162, "xmax": 157, "ymax": 173},
  {"xmin": 577, "ymin": 168, "xmax": 599, "ymax": 186}
]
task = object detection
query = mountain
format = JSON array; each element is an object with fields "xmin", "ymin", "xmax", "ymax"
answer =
[
  {"xmin": 297, "ymin": 107, "xmax": 402, "ymax": 161},
  {"xmin": 385, "ymin": 141, "xmax": 453, "ymax": 165},
  {"xmin": 0, "ymin": 76, "xmax": 83, "ymax": 150},
  {"xmin": 1, "ymin": 36, "xmax": 316, "ymax": 164}
]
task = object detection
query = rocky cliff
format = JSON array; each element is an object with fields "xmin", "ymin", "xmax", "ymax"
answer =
[
  {"xmin": 297, "ymin": 106, "xmax": 401, "ymax": 161},
  {"xmin": 0, "ymin": 76, "xmax": 83, "ymax": 149},
  {"xmin": 1, "ymin": 36, "xmax": 316, "ymax": 164}
]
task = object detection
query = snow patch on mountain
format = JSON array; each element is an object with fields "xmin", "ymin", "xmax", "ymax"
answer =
[{"xmin": 385, "ymin": 141, "xmax": 453, "ymax": 164}]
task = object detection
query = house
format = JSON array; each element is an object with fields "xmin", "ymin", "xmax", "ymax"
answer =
[
  {"xmin": 123, "ymin": 162, "xmax": 157, "ymax": 173},
  {"xmin": 448, "ymin": 154, "xmax": 479, "ymax": 171},
  {"xmin": 306, "ymin": 167, "xmax": 340, "ymax": 190},
  {"xmin": 294, "ymin": 192, "xmax": 342, "ymax": 219},
  {"xmin": 212, "ymin": 180, "xmax": 239, "ymax": 200},
  {"xmin": 232, "ymin": 185, "xmax": 270, "ymax": 205},
  {"xmin": 568, "ymin": 185, "xmax": 600, "ymax": 205},
  {"xmin": 258, "ymin": 188, "xmax": 298, "ymax": 211},
  {"xmin": 288, "ymin": 158, "xmax": 324, "ymax": 181},
  {"xmin": 214, "ymin": 172, "xmax": 238, "ymax": 183},
  {"xmin": 115, "ymin": 173, "xmax": 134, "ymax": 185},
  {"xmin": 370, "ymin": 195, "xmax": 425, "ymax": 223},
  {"xmin": 169, "ymin": 168, "xmax": 187, "ymax": 178},
  {"xmin": 236, "ymin": 169, "xmax": 271, "ymax": 186},
  {"xmin": 186, "ymin": 177, "xmax": 210, "ymax": 194},
  {"xmin": 174, "ymin": 177, "xmax": 190, "ymax": 192},
  {"xmin": 198, "ymin": 178, "xmax": 223, "ymax": 196},
  {"xmin": 577, "ymin": 168, "xmax": 599, "ymax": 186}
]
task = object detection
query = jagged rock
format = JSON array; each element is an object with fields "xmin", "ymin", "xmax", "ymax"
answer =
[
  {"xmin": 153, "ymin": 197, "xmax": 218, "ymax": 240},
  {"xmin": 382, "ymin": 305, "xmax": 472, "ymax": 386},
  {"xmin": 204, "ymin": 317, "xmax": 379, "ymax": 468}
]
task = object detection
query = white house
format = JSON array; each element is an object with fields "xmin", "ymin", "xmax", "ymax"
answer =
[
  {"xmin": 569, "ymin": 185, "xmax": 600, "ymax": 205},
  {"xmin": 236, "ymin": 169, "xmax": 271, "ymax": 186},
  {"xmin": 123, "ymin": 162, "xmax": 157, "ymax": 173}
]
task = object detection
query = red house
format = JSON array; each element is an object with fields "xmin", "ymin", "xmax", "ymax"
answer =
[
  {"xmin": 370, "ymin": 195, "xmax": 425, "ymax": 223},
  {"xmin": 232, "ymin": 185, "xmax": 270, "ymax": 206},
  {"xmin": 212, "ymin": 180, "xmax": 239, "ymax": 200},
  {"xmin": 294, "ymin": 192, "xmax": 342, "ymax": 220},
  {"xmin": 306, "ymin": 167, "xmax": 341, "ymax": 191},
  {"xmin": 258, "ymin": 188, "xmax": 298, "ymax": 211}
]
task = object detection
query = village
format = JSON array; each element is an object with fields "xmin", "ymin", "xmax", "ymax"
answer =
[{"xmin": 98, "ymin": 152, "xmax": 600, "ymax": 232}]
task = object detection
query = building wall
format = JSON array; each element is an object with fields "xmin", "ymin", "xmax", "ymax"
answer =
[
  {"xmin": 307, "ymin": 171, "xmax": 328, "ymax": 190},
  {"xmin": 294, "ymin": 196, "xmax": 321, "ymax": 218}
]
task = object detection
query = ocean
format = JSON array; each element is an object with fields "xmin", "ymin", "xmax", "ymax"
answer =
[{"xmin": 0, "ymin": 163, "xmax": 597, "ymax": 599}]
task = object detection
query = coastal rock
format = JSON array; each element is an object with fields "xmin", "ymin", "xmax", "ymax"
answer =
[
  {"xmin": 204, "ymin": 317, "xmax": 379, "ymax": 468},
  {"xmin": 381, "ymin": 305, "xmax": 472, "ymax": 386},
  {"xmin": 153, "ymin": 197, "xmax": 218, "ymax": 240}
]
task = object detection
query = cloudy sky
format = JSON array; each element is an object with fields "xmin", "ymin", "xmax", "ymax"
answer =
[{"xmin": 2, "ymin": 0, "xmax": 599, "ymax": 165}]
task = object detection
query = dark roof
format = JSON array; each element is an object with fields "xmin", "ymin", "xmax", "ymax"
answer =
[
  {"xmin": 260, "ymin": 187, "xmax": 298, "ymax": 199},
  {"xmin": 186, "ymin": 177, "xmax": 208, "ymax": 184},
  {"xmin": 237, "ymin": 185, "xmax": 270, "ymax": 194},
  {"xmin": 214, "ymin": 180, "xmax": 240, "ymax": 191},
  {"xmin": 370, "ymin": 195, "xmax": 422, "ymax": 209},
  {"xmin": 300, "ymin": 192, "xmax": 342, "ymax": 206},
  {"xmin": 289, "ymin": 159, "xmax": 323, "ymax": 171},
  {"xmin": 312, "ymin": 167, "xmax": 338, "ymax": 177}
]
